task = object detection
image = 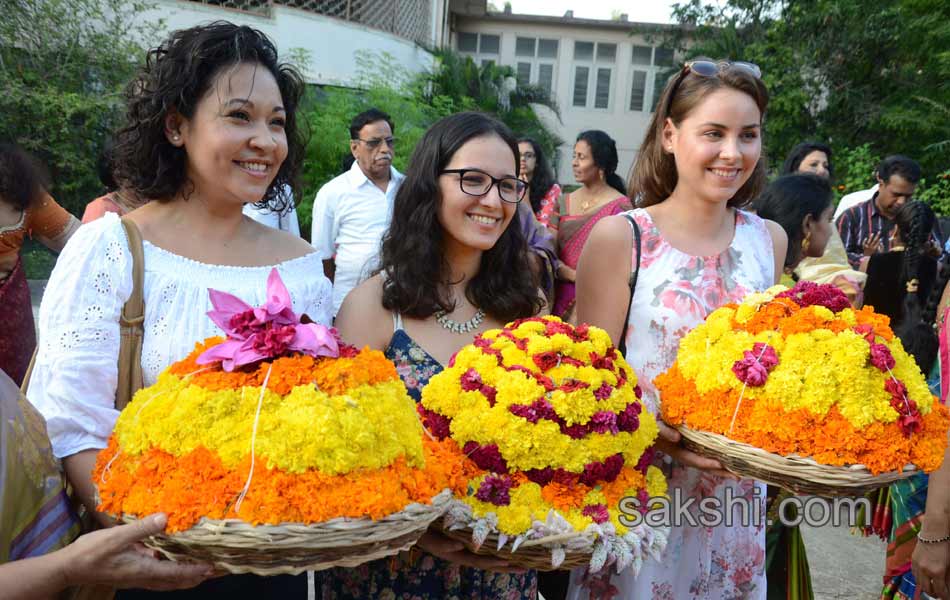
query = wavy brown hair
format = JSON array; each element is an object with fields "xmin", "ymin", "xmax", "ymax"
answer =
[
  {"xmin": 379, "ymin": 112, "xmax": 543, "ymax": 322},
  {"xmin": 629, "ymin": 59, "xmax": 769, "ymax": 208},
  {"xmin": 112, "ymin": 22, "xmax": 305, "ymax": 213}
]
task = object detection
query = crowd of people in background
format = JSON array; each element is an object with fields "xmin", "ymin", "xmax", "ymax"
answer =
[{"xmin": 1, "ymin": 19, "xmax": 950, "ymax": 600}]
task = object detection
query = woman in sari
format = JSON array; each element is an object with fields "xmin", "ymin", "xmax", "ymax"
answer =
[
  {"xmin": 0, "ymin": 143, "xmax": 79, "ymax": 386},
  {"xmin": 782, "ymin": 141, "xmax": 866, "ymax": 305},
  {"xmin": 553, "ymin": 130, "xmax": 631, "ymax": 320}
]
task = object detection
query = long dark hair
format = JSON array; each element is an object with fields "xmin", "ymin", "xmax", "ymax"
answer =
[
  {"xmin": 518, "ymin": 137, "xmax": 556, "ymax": 213},
  {"xmin": 576, "ymin": 130, "xmax": 625, "ymax": 196},
  {"xmin": 753, "ymin": 174, "xmax": 832, "ymax": 269},
  {"xmin": 112, "ymin": 21, "xmax": 306, "ymax": 213},
  {"xmin": 781, "ymin": 141, "xmax": 834, "ymax": 179},
  {"xmin": 893, "ymin": 201, "xmax": 938, "ymax": 370},
  {"xmin": 0, "ymin": 143, "xmax": 49, "ymax": 211},
  {"xmin": 379, "ymin": 112, "xmax": 543, "ymax": 322},
  {"xmin": 630, "ymin": 58, "xmax": 769, "ymax": 208}
]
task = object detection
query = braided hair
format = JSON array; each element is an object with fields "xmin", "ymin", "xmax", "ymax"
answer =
[{"xmin": 894, "ymin": 201, "xmax": 938, "ymax": 372}]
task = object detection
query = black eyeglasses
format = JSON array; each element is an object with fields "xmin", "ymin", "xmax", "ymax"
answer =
[
  {"xmin": 353, "ymin": 137, "xmax": 397, "ymax": 149},
  {"xmin": 665, "ymin": 60, "xmax": 762, "ymax": 115},
  {"xmin": 441, "ymin": 169, "xmax": 528, "ymax": 204}
]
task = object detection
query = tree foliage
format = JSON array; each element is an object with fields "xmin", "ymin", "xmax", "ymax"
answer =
[
  {"xmin": 0, "ymin": 0, "xmax": 158, "ymax": 216},
  {"xmin": 648, "ymin": 0, "xmax": 949, "ymax": 199},
  {"xmin": 296, "ymin": 49, "xmax": 561, "ymax": 238}
]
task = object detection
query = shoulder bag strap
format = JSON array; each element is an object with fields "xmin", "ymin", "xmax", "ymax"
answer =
[
  {"xmin": 617, "ymin": 213, "xmax": 641, "ymax": 357},
  {"xmin": 116, "ymin": 217, "xmax": 145, "ymax": 411}
]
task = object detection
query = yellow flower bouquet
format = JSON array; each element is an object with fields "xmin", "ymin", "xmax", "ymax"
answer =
[
  {"xmin": 420, "ymin": 316, "xmax": 669, "ymax": 574},
  {"xmin": 655, "ymin": 281, "xmax": 950, "ymax": 495},
  {"xmin": 94, "ymin": 270, "xmax": 467, "ymax": 574}
]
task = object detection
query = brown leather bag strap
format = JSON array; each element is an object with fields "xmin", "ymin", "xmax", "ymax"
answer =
[{"xmin": 116, "ymin": 217, "xmax": 146, "ymax": 411}]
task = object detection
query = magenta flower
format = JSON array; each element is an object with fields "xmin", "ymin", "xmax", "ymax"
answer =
[
  {"xmin": 732, "ymin": 343, "xmax": 779, "ymax": 387},
  {"xmin": 475, "ymin": 474, "xmax": 514, "ymax": 506},
  {"xmin": 197, "ymin": 268, "xmax": 338, "ymax": 371},
  {"xmin": 870, "ymin": 343, "xmax": 896, "ymax": 371},
  {"xmin": 581, "ymin": 503, "xmax": 610, "ymax": 524}
]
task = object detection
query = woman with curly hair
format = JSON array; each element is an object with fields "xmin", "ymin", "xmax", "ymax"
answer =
[
  {"xmin": 0, "ymin": 143, "xmax": 80, "ymax": 385},
  {"xmin": 325, "ymin": 111, "xmax": 543, "ymax": 599},
  {"xmin": 28, "ymin": 21, "xmax": 331, "ymax": 596}
]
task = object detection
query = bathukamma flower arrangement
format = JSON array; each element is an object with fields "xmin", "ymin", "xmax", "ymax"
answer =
[
  {"xmin": 420, "ymin": 316, "xmax": 669, "ymax": 574},
  {"xmin": 656, "ymin": 281, "xmax": 949, "ymax": 495},
  {"xmin": 94, "ymin": 270, "xmax": 468, "ymax": 574}
]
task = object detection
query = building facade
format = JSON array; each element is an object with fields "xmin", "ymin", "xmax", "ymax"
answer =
[
  {"xmin": 129, "ymin": 0, "xmax": 449, "ymax": 87},
  {"xmin": 450, "ymin": 6, "xmax": 680, "ymax": 185}
]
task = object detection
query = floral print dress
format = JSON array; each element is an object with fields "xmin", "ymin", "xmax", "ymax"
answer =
[
  {"xmin": 315, "ymin": 313, "xmax": 538, "ymax": 599},
  {"xmin": 568, "ymin": 208, "xmax": 775, "ymax": 600}
]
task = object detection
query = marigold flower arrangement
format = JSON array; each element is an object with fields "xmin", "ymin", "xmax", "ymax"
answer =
[
  {"xmin": 94, "ymin": 270, "xmax": 470, "ymax": 572},
  {"xmin": 656, "ymin": 281, "xmax": 950, "ymax": 485},
  {"xmin": 420, "ymin": 316, "xmax": 669, "ymax": 574}
]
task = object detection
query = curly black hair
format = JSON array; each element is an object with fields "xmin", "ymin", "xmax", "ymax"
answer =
[
  {"xmin": 379, "ymin": 112, "xmax": 543, "ymax": 322},
  {"xmin": 112, "ymin": 21, "xmax": 306, "ymax": 213},
  {"xmin": 0, "ymin": 142, "xmax": 50, "ymax": 211}
]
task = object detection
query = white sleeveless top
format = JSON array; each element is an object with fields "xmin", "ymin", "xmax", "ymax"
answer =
[{"xmin": 29, "ymin": 212, "xmax": 332, "ymax": 458}]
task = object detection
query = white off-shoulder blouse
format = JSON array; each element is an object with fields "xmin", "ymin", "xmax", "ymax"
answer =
[{"xmin": 29, "ymin": 212, "xmax": 332, "ymax": 458}]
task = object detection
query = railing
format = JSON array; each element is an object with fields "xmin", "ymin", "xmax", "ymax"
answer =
[{"xmin": 185, "ymin": 0, "xmax": 433, "ymax": 46}]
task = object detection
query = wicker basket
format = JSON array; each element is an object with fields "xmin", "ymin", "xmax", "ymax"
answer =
[
  {"xmin": 678, "ymin": 426, "xmax": 918, "ymax": 496},
  {"xmin": 439, "ymin": 521, "xmax": 591, "ymax": 571},
  {"xmin": 121, "ymin": 490, "xmax": 452, "ymax": 575}
]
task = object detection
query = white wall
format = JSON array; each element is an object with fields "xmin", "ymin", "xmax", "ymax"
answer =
[
  {"xmin": 454, "ymin": 16, "xmax": 671, "ymax": 186},
  {"xmin": 132, "ymin": 0, "xmax": 438, "ymax": 86}
]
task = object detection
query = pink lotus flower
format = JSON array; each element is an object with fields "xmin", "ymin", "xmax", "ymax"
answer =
[{"xmin": 197, "ymin": 269, "xmax": 338, "ymax": 371}]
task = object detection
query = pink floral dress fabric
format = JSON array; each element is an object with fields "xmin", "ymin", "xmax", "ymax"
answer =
[{"xmin": 569, "ymin": 207, "xmax": 775, "ymax": 600}]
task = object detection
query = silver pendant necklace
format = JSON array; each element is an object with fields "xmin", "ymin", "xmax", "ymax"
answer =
[{"xmin": 434, "ymin": 308, "xmax": 485, "ymax": 334}]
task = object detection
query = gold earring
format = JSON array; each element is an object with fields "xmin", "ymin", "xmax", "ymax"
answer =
[{"xmin": 802, "ymin": 231, "xmax": 811, "ymax": 255}]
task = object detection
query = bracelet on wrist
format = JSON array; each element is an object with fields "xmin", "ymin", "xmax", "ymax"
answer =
[{"xmin": 917, "ymin": 532, "xmax": 950, "ymax": 544}]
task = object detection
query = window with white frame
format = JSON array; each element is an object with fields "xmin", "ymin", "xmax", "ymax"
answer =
[
  {"xmin": 513, "ymin": 36, "xmax": 559, "ymax": 95},
  {"xmin": 573, "ymin": 40, "xmax": 616, "ymax": 109},
  {"xmin": 456, "ymin": 32, "xmax": 501, "ymax": 68},
  {"xmin": 628, "ymin": 44, "xmax": 677, "ymax": 112}
]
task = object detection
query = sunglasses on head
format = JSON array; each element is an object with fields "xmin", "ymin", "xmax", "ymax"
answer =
[{"xmin": 665, "ymin": 60, "xmax": 762, "ymax": 115}]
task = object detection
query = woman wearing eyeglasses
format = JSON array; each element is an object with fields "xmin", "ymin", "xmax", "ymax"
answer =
[
  {"xmin": 319, "ymin": 111, "xmax": 544, "ymax": 599},
  {"xmin": 553, "ymin": 130, "xmax": 632, "ymax": 321},
  {"xmin": 571, "ymin": 59, "xmax": 787, "ymax": 599}
]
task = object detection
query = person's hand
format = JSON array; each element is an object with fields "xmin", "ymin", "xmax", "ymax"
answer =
[
  {"xmin": 913, "ymin": 538, "xmax": 950, "ymax": 599},
  {"xmin": 59, "ymin": 513, "xmax": 213, "ymax": 591},
  {"xmin": 862, "ymin": 231, "xmax": 883, "ymax": 256},
  {"xmin": 654, "ymin": 421, "xmax": 737, "ymax": 479},
  {"xmin": 415, "ymin": 530, "xmax": 526, "ymax": 573}
]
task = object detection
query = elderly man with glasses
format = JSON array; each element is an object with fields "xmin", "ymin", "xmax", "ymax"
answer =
[{"xmin": 312, "ymin": 108, "xmax": 405, "ymax": 315}]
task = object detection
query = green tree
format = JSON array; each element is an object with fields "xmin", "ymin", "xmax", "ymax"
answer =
[
  {"xmin": 650, "ymin": 0, "xmax": 949, "ymax": 181},
  {"xmin": 0, "ymin": 0, "xmax": 158, "ymax": 217}
]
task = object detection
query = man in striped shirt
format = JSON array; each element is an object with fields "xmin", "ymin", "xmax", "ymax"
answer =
[{"xmin": 836, "ymin": 155, "xmax": 937, "ymax": 270}]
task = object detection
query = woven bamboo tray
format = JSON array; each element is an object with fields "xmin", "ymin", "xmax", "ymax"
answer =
[
  {"xmin": 120, "ymin": 490, "xmax": 451, "ymax": 576},
  {"xmin": 678, "ymin": 426, "xmax": 918, "ymax": 496},
  {"xmin": 440, "ymin": 521, "xmax": 591, "ymax": 571}
]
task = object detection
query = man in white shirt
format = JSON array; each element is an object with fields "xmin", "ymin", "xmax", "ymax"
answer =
[
  {"xmin": 834, "ymin": 182, "xmax": 878, "ymax": 220},
  {"xmin": 312, "ymin": 109, "xmax": 404, "ymax": 314}
]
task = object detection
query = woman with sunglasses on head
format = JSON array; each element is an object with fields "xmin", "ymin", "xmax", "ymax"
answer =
[
  {"xmin": 571, "ymin": 58, "xmax": 787, "ymax": 599},
  {"xmin": 518, "ymin": 137, "xmax": 561, "ymax": 230},
  {"xmin": 321, "ymin": 111, "xmax": 544, "ymax": 599},
  {"xmin": 781, "ymin": 141, "xmax": 866, "ymax": 305},
  {"xmin": 28, "ymin": 22, "xmax": 332, "ymax": 597},
  {"xmin": 553, "ymin": 130, "xmax": 632, "ymax": 321}
]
